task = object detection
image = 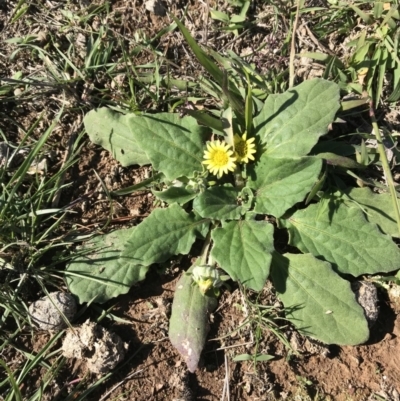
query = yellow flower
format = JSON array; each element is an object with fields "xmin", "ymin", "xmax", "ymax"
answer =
[
  {"xmin": 202, "ymin": 140, "xmax": 236, "ymax": 178},
  {"xmin": 234, "ymin": 133, "xmax": 256, "ymax": 164}
]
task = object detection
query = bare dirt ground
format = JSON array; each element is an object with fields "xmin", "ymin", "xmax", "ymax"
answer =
[{"xmin": 1, "ymin": 0, "xmax": 400, "ymax": 400}]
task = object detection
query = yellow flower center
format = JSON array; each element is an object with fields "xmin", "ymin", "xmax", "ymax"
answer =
[{"xmin": 213, "ymin": 150, "xmax": 230, "ymax": 166}]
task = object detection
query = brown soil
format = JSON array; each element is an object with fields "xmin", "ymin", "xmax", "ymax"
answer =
[{"xmin": 46, "ymin": 270, "xmax": 400, "ymax": 401}]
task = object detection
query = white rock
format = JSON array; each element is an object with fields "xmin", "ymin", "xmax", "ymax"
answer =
[
  {"xmin": 28, "ymin": 291, "xmax": 77, "ymax": 331},
  {"xmin": 62, "ymin": 320, "xmax": 127, "ymax": 374}
]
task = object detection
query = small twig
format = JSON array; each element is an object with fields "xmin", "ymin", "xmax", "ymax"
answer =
[
  {"xmin": 370, "ymin": 101, "xmax": 400, "ymax": 236},
  {"xmin": 302, "ymin": 23, "xmax": 336, "ymax": 56},
  {"xmin": 289, "ymin": 0, "xmax": 301, "ymax": 88}
]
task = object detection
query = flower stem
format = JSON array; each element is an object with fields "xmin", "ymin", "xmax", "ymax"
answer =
[
  {"xmin": 199, "ymin": 227, "xmax": 213, "ymax": 265},
  {"xmin": 234, "ymin": 166, "xmax": 244, "ymax": 189},
  {"xmin": 370, "ymin": 101, "xmax": 400, "ymax": 236}
]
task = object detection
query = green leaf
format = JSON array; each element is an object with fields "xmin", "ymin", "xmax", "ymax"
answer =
[
  {"xmin": 253, "ymin": 79, "xmax": 340, "ymax": 157},
  {"xmin": 172, "ymin": 16, "xmax": 243, "ymax": 111},
  {"xmin": 169, "ymin": 264, "xmax": 218, "ymax": 372},
  {"xmin": 153, "ymin": 186, "xmax": 197, "ymax": 205},
  {"xmin": 127, "ymin": 113, "xmax": 208, "ymax": 180},
  {"xmin": 83, "ymin": 108, "xmax": 150, "ymax": 166},
  {"xmin": 211, "ymin": 220, "xmax": 274, "ymax": 290},
  {"xmin": 271, "ymin": 252, "xmax": 369, "ymax": 345},
  {"xmin": 185, "ymin": 110, "xmax": 224, "ymax": 133},
  {"xmin": 210, "ymin": 9, "xmax": 230, "ymax": 22},
  {"xmin": 66, "ymin": 228, "xmax": 149, "ymax": 304},
  {"xmin": 172, "ymin": 15, "xmax": 224, "ymax": 88},
  {"xmin": 341, "ymin": 187, "xmax": 399, "ymax": 238},
  {"xmin": 121, "ymin": 204, "xmax": 208, "ymax": 266},
  {"xmin": 314, "ymin": 152, "xmax": 364, "ymax": 169},
  {"xmin": 247, "ymin": 155, "xmax": 322, "ymax": 218},
  {"xmin": 233, "ymin": 353, "xmax": 274, "ymax": 362},
  {"xmin": 281, "ymin": 202, "xmax": 400, "ymax": 276},
  {"xmin": 193, "ymin": 185, "xmax": 246, "ymax": 220}
]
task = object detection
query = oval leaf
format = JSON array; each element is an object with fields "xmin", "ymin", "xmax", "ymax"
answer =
[
  {"xmin": 153, "ymin": 186, "xmax": 197, "ymax": 205},
  {"xmin": 271, "ymin": 252, "xmax": 369, "ymax": 345},
  {"xmin": 127, "ymin": 113, "xmax": 208, "ymax": 180},
  {"xmin": 247, "ymin": 155, "xmax": 322, "ymax": 218},
  {"xmin": 66, "ymin": 228, "xmax": 149, "ymax": 304},
  {"xmin": 84, "ymin": 108, "xmax": 150, "ymax": 166},
  {"xmin": 193, "ymin": 185, "xmax": 245, "ymax": 220},
  {"xmin": 281, "ymin": 202, "xmax": 400, "ymax": 276},
  {"xmin": 341, "ymin": 187, "xmax": 399, "ymax": 237},
  {"xmin": 169, "ymin": 265, "xmax": 218, "ymax": 372},
  {"xmin": 211, "ymin": 220, "xmax": 274, "ymax": 290},
  {"xmin": 121, "ymin": 204, "xmax": 208, "ymax": 266},
  {"xmin": 253, "ymin": 79, "xmax": 340, "ymax": 157}
]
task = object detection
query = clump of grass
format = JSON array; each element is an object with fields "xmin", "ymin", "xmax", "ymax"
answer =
[{"xmin": 0, "ymin": 109, "xmax": 85, "ymax": 399}]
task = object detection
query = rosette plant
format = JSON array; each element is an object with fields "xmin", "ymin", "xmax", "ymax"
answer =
[{"xmin": 66, "ymin": 20, "xmax": 400, "ymax": 372}]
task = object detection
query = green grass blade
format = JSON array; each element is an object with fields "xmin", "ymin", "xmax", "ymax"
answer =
[
  {"xmin": 0, "ymin": 359, "xmax": 23, "ymax": 401},
  {"xmin": 244, "ymin": 75, "xmax": 253, "ymax": 135},
  {"xmin": 376, "ymin": 46, "xmax": 389, "ymax": 106},
  {"xmin": 171, "ymin": 15, "xmax": 224, "ymax": 86},
  {"xmin": 370, "ymin": 102, "xmax": 400, "ymax": 236},
  {"xmin": 1, "ymin": 110, "xmax": 62, "ymax": 218},
  {"xmin": 350, "ymin": 5, "xmax": 372, "ymax": 24},
  {"xmin": 185, "ymin": 110, "xmax": 224, "ymax": 132}
]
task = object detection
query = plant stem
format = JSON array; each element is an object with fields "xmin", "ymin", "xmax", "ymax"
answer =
[
  {"xmin": 369, "ymin": 101, "xmax": 400, "ymax": 236},
  {"xmin": 199, "ymin": 227, "xmax": 213, "ymax": 265},
  {"xmin": 234, "ymin": 166, "xmax": 245, "ymax": 189}
]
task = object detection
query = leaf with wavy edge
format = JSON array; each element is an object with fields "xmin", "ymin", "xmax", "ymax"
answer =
[
  {"xmin": 281, "ymin": 202, "xmax": 400, "ymax": 276},
  {"xmin": 271, "ymin": 252, "xmax": 369, "ymax": 345},
  {"xmin": 84, "ymin": 108, "xmax": 150, "ymax": 166},
  {"xmin": 253, "ymin": 79, "xmax": 340, "ymax": 157},
  {"xmin": 211, "ymin": 220, "xmax": 274, "ymax": 290},
  {"xmin": 121, "ymin": 204, "xmax": 209, "ymax": 266},
  {"xmin": 127, "ymin": 113, "xmax": 208, "ymax": 180},
  {"xmin": 247, "ymin": 155, "xmax": 322, "ymax": 218},
  {"xmin": 66, "ymin": 228, "xmax": 148, "ymax": 304}
]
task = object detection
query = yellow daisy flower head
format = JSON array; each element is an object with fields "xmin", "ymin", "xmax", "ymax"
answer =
[
  {"xmin": 234, "ymin": 133, "xmax": 257, "ymax": 164},
  {"xmin": 202, "ymin": 140, "xmax": 236, "ymax": 178}
]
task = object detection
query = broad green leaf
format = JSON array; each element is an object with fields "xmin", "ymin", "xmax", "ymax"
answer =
[
  {"xmin": 121, "ymin": 204, "xmax": 208, "ymax": 266},
  {"xmin": 281, "ymin": 202, "xmax": 400, "ymax": 276},
  {"xmin": 153, "ymin": 186, "xmax": 197, "ymax": 205},
  {"xmin": 341, "ymin": 187, "xmax": 399, "ymax": 237},
  {"xmin": 127, "ymin": 113, "xmax": 208, "ymax": 180},
  {"xmin": 66, "ymin": 228, "xmax": 149, "ymax": 304},
  {"xmin": 253, "ymin": 79, "xmax": 340, "ymax": 157},
  {"xmin": 169, "ymin": 264, "xmax": 218, "ymax": 372},
  {"xmin": 193, "ymin": 185, "xmax": 245, "ymax": 220},
  {"xmin": 271, "ymin": 252, "xmax": 369, "ymax": 345},
  {"xmin": 83, "ymin": 108, "xmax": 150, "ymax": 166},
  {"xmin": 247, "ymin": 155, "xmax": 322, "ymax": 218},
  {"xmin": 211, "ymin": 220, "xmax": 274, "ymax": 290}
]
